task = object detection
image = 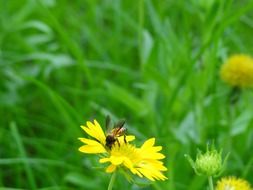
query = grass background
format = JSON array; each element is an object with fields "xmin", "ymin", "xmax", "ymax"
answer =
[{"xmin": 1, "ymin": 0, "xmax": 253, "ymax": 189}]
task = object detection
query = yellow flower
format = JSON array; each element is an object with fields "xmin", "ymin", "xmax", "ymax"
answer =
[
  {"xmin": 216, "ymin": 176, "xmax": 252, "ymax": 190},
  {"xmin": 78, "ymin": 120, "xmax": 167, "ymax": 181},
  {"xmin": 220, "ymin": 54, "xmax": 253, "ymax": 88}
]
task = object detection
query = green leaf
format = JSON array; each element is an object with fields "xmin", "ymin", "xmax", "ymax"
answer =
[
  {"xmin": 104, "ymin": 81, "xmax": 149, "ymax": 117},
  {"xmin": 231, "ymin": 110, "xmax": 252, "ymax": 136},
  {"xmin": 64, "ymin": 172, "xmax": 98, "ymax": 189}
]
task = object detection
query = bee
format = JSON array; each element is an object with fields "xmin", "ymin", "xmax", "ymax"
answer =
[{"xmin": 105, "ymin": 116, "xmax": 127, "ymax": 149}]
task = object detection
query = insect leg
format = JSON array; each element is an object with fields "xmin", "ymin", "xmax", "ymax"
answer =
[
  {"xmin": 116, "ymin": 138, "xmax": 120, "ymax": 147},
  {"xmin": 123, "ymin": 135, "xmax": 127, "ymax": 144}
]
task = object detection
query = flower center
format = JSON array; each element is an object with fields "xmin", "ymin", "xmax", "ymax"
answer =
[
  {"xmin": 224, "ymin": 185, "xmax": 234, "ymax": 190},
  {"xmin": 110, "ymin": 143, "xmax": 141, "ymax": 163}
]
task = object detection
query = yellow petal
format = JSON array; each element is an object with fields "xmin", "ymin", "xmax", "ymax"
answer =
[
  {"xmin": 144, "ymin": 152, "xmax": 165, "ymax": 160},
  {"xmin": 142, "ymin": 160, "xmax": 167, "ymax": 171},
  {"xmin": 149, "ymin": 161, "xmax": 168, "ymax": 171},
  {"xmin": 106, "ymin": 164, "xmax": 116, "ymax": 173},
  {"xmin": 141, "ymin": 138, "xmax": 155, "ymax": 149},
  {"xmin": 116, "ymin": 135, "xmax": 135, "ymax": 144},
  {"xmin": 126, "ymin": 135, "xmax": 135, "ymax": 142},
  {"xmin": 78, "ymin": 138, "xmax": 100, "ymax": 146},
  {"xmin": 99, "ymin": 158, "xmax": 110, "ymax": 163},
  {"xmin": 78, "ymin": 144, "xmax": 106, "ymax": 154},
  {"xmin": 122, "ymin": 157, "xmax": 133, "ymax": 169},
  {"xmin": 93, "ymin": 120, "xmax": 106, "ymax": 141},
  {"xmin": 152, "ymin": 146, "xmax": 162, "ymax": 152},
  {"xmin": 152, "ymin": 170, "xmax": 168, "ymax": 180},
  {"xmin": 81, "ymin": 126, "xmax": 96, "ymax": 140},
  {"xmin": 131, "ymin": 168, "xmax": 143, "ymax": 177},
  {"xmin": 110, "ymin": 156, "xmax": 124, "ymax": 165},
  {"xmin": 156, "ymin": 173, "xmax": 168, "ymax": 180},
  {"xmin": 137, "ymin": 168, "xmax": 155, "ymax": 181},
  {"xmin": 80, "ymin": 120, "xmax": 106, "ymax": 145},
  {"xmin": 87, "ymin": 121, "xmax": 106, "ymax": 143},
  {"xmin": 137, "ymin": 163, "xmax": 168, "ymax": 181}
]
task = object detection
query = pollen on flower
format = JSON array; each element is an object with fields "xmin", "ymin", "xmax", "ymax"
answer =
[
  {"xmin": 78, "ymin": 119, "xmax": 168, "ymax": 181},
  {"xmin": 220, "ymin": 54, "xmax": 253, "ymax": 88},
  {"xmin": 216, "ymin": 176, "xmax": 252, "ymax": 190}
]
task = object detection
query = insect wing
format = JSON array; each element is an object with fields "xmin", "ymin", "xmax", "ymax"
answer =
[
  {"xmin": 114, "ymin": 119, "xmax": 125, "ymax": 129},
  {"xmin": 105, "ymin": 115, "xmax": 112, "ymax": 131}
]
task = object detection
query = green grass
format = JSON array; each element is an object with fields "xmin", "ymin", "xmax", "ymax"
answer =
[{"xmin": 1, "ymin": 0, "xmax": 253, "ymax": 189}]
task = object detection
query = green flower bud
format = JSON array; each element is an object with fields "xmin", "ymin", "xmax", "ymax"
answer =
[
  {"xmin": 185, "ymin": 144, "xmax": 229, "ymax": 177},
  {"xmin": 195, "ymin": 149, "xmax": 222, "ymax": 176}
]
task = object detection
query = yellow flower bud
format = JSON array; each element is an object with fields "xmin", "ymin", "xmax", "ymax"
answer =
[{"xmin": 220, "ymin": 54, "xmax": 253, "ymax": 88}]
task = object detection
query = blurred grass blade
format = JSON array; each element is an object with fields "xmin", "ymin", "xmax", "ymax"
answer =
[
  {"xmin": 231, "ymin": 110, "xmax": 252, "ymax": 136},
  {"xmin": 0, "ymin": 158, "xmax": 77, "ymax": 170},
  {"xmin": 64, "ymin": 172, "xmax": 98, "ymax": 189},
  {"xmin": 141, "ymin": 30, "xmax": 154, "ymax": 65},
  {"xmin": 146, "ymin": 0, "xmax": 164, "ymax": 37},
  {"xmin": 104, "ymin": 81, "xmax": 149, "ymax": 117},
  {"xmin": 23, "ymin": 77, "xmax": 81, "ymax": 136},
  {"xmin": 10, "ymin": 122, "xmax": 37, "ymax": 190},
  {"xmin": 37, "ymin": 0, "xmax": 92, "ymax": 86},
  {"xmin": 0, "ymin": 188, "xmax": 25, "ymax": 190},
  {"xmin": 172, "ymin": 112, "xmax": 199, "ymax": 145}
]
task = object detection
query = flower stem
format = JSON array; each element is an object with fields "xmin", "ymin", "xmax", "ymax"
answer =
[
  {"xmin": 107, "ymin": 172, "xmax": 117, "ymax": 190},
  {"xmin": 208, "ymin": 176, "xmax": 214, "ymax": 190}
]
